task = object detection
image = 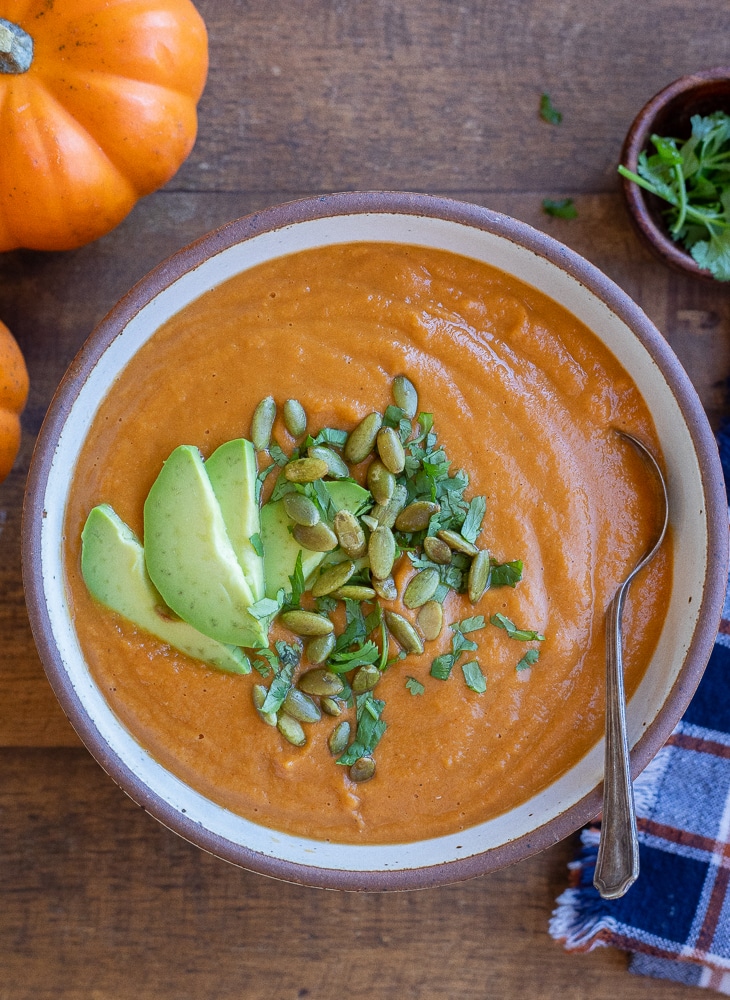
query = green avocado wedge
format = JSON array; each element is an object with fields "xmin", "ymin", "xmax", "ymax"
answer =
[
  {"xmin": 205, "ymin": 437, "xmax": 265, "ymax": 602},
  {"xmin": 260, "ymin": 480, "xmax": 371, "ymax": 598},
  {"xmin": 143, "ymin": 445, "xmax": 267, "ymax": 649},
  {"xmin": 80, "ymin": 504, "xmax": 251, "ymax": 674}
]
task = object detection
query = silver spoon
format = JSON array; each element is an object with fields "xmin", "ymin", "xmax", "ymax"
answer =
[{"xmin": 593, "ymin": 430, "xmax": 669, "ymax": 899}]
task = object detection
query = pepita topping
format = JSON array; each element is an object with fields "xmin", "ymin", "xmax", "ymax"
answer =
[{"xmin": 242, "ymin": 374, "xmax": 545, "ymax": 784}]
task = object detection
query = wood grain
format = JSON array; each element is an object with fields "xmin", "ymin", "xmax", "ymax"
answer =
[
  {"xmin": 1, "ymin": 0, "xmax": 729, "ymax": 993},
  {"xmin": 0, "ymin": 749, "xmax": 700, "ymax": 1000}
]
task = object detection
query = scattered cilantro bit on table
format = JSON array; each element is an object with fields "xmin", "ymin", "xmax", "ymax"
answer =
[
  {"xmin": 539, "ymin": 92, "xmax": 563, "ymax": 125},
  {"xmin": 542, "ymin": 197, "xmax": 578, "ymax": 219}
]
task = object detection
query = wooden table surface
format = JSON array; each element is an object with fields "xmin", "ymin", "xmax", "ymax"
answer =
[{"xmin": 2, "ymin": 1, "xmax": 730, "ymax": 996}]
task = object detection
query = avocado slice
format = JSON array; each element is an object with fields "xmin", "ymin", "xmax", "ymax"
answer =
[
  {"xmin": 81, "ymin": 504, "xmax": 251, "ymax": 674},
  {"xmin": 143, "ymin": 445, "xmax": 267, "ymax": 648},
  {"xmin": 260, "ymin": 480, "xmax": 371, "ymax": 598},
  {"xmin": 205, "ymin": 438, "xmax": 265, "ymax": 602}
]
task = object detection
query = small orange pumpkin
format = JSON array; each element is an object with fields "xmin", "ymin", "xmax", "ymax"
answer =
[
  {"xmin": 0, "ymin": 0, "xmax": 208, "ymax": 252},
  {"xmin": 0, "ymin": 320, "xmax": 29, "ymax": 483}
]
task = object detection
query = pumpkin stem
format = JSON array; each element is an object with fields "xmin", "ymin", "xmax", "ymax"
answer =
[{"xmin": 0, "ymin": 18, "xmax": 33, "ymax": 74}]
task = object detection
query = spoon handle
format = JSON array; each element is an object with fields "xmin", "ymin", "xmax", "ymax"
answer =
[{"xmin": 593, "ymin": 586, "xmax": 640, "ymax": 898}]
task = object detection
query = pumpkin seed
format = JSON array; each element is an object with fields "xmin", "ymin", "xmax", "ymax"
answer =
[
  {"xmin": 333, "ymin": 509, "xmax": 367, "ymax": 558},
  {"xmin": 293, "ymin": 521, "xmax": 338, "ymax": 551},
  {"xmin": 417, "ymin": 600, "xmax": 443, "ymax": 641},
  {"xmin": 252, "ymin": 683, "xmax": 277, "ymax": 726},
  {"xmin": 328, "ymin": 720, "xmax": 351, "ymax": 756},
  {"xmin": 321, "ymin": 696, "xmax": 345, "ymax": 717},
  {"xmin": 280, "ymin": 609, "xmax": 334, "ymax": 636},
  {"xmin": 437, "ymin": 528, "xmax": 479, "ymax": 556},
  {"xmin": 251, "ymin": 396, "xmax": 276, "ymax": 451},
  {"xmin": 374, "ymin": 483, "xmax": 408, "ymax": 528},
  {"xmin": 282, "ymin": 686, "xmax": 321, "ymax": 724},
  {"xmin": 392, "ymin": 374, "xmax": 418, "ymax": 419},
  {"xmin": 277, "ymin": 713, "xmax": 306, "ymax": 747},
  {"xmin": 384, "ymin": 610, "xmax": 424, "ymax": 655},
  {"xmin": 423, "ymin": 534, "xmax": 453, "ymax": 564},
  {"xmin": 376, "ymin": 426, "xmax": 406, "ymax": 474},
  {"xmin": 349, "ymin": 756, "xmax": 376, "ymax": 782},
  {"xmin": 368, "ymin": 525, "xmax": 397, "ymax": 580},
  {"xmin": 352, "ymin": 664, "xmax": 380, "ymax": 694},
  {"xmin": 367, "ymin": 459, "xmax": 395, "ymax": 504},
  {"xmin": 403, "ymin": 568, "xmax": 440, "ymax": 609},
  {"xmin": 372, "ymin": 575, "xmax": 398, "ymax": 601},
  {"xmin": 306, "ymin": 632, "xmax": 336, "ymax": 664},
  {"xmin": 298, "ymin": 668, "xmax": 344, "ymax": 697},
  {"xmin": 284, "ymin": 456, "xmax": 328, "ymax": 483},
  {"xmin": 311, "ymin": 559, "xmax": 355, "ymax": 597},
  {"xmin": 283, "ymin": 398, "xmax": 307, "ymax": 437},
  {"xmin": 395, "ymin": 500, "xmax": 441, "ymax": 533},
  {"xmin": 468, "ymin": 549, "xmax": 491, "ymax": 603},
  {"xmin": 284, "ymin": 399, "xmax": 307, "ymax": 437},
  {"xmin": 331, "ymin": 585, "xmax": 377, "ymax": 601},
  {"xmin": 308, "ymin": 445, "xmax": 349, "ymax": 479},
  {"xmin": 283, "ymin": 492, "xmax": 320, "ymax": 527},
  {"xmin": 344, "ymin": 412, "xmax": 382, "ymax": 464}
]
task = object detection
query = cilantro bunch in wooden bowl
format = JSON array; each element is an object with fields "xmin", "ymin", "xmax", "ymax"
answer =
[{"xmin": 619, "ymin": 68, "xmax": 730, "ymax": 283}]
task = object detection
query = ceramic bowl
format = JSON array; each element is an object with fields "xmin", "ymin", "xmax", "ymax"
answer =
[
  {"xmin": 23, "ymin": 192, "xmax": 728, "ymax": 890},
  {"xmin": 620, "ymin": 67, "xmax": 730, "ymax": 281}
]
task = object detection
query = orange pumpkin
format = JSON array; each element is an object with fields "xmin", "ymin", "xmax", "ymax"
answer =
[
  {"xmin": 0, "ymin": 320, "xmax": 29, "ymax": 483},
  {"xmin": 0, "ymin": 0, "xmax": 208, "ymax": 252}
]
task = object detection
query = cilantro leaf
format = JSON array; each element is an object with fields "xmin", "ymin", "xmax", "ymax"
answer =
[
  {"xmin": 489, "ymin": 559, "xmax": 523, "ymax": 587},
  {"xmin": 260, "ymin": 642, "xmax": 300, "ymax": 713},
  {"xmin": 542, "ymin": 198, "xmax": 578, "ymax": 219},
  {"xmin": 516, "ymin": 648, "xmax": 540, "ymax": 672},
  {"xmin": 490, "ymin": 613, "xmax": 545, "ymax": 642},
  {"xmin": 311, "ymin": 427, "xmax": 348, "ymax": 448},
  {"xmin": 460, "ymin": 495, "xmax": 487, "ymax": 543},
  {"xmin": 430, "ymin": 653, "xmax": 455, "ymax": 680},
  {"xmin": 406, "ymin": 676, "xmax": 425, "ymax": 696},
  {"xmin": 327, "ymin": 640, "xmax": 380, "ymax": 674},
  {"xmin": 461, "ymin": 660, "xmax": 487, "ymax": 693},
  {"xmin": 539, "ymin": 93, "xmax": 563, "ymax": 124},
  {"xmin": 249, "ymin": 532, "xmax": 264, "ymax": 558},
  {"xmin": 336, "ymin": 692, "xmax": 386, "ymax": 764}
]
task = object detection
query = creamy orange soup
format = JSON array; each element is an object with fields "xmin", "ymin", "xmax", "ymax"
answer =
[{"xmin": 64, "ymin": 243, "xmax": 671, "ymax": 844}]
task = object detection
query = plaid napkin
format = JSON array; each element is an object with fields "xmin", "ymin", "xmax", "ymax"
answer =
[{"xmin": 549, "ymin": 428, "xmax": 730, "ymax": 994}]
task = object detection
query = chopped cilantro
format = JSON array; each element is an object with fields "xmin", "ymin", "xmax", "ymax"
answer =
[
  {"xmin": 461, "ymin": 660, "xmax": 486, "ymax": 693},
  {"xmin": 490, "ymin": 613, "xmax": 545, "ymax": 642},
  {"xmin": 489, "ymin": 559, "xmax": 523, "ymax": 587},
  {"xmin": 311, "ymin": 427, "xmax": 349, "ymax": 448},
  {"xmin": 406, "ymin": 676, "xmax": 425, "ymax": 696},
  {"xmin": 247, "ymin": 595, "xmax": 282, "ymax": 625},
  {"xmin": 282, "ymin": 551, "xmax": 305, "ymax": 610},
  {"xmin": 337, "ymin": 692, "xmax": 386, "ymax": 764},
  {"xmin": 250, "ymin": 532, "xmax": 264, "ymax": 557},
  {"xmin": 269, "ymin": 443, "xmax": 289, "ymax": 466},
  {"xmin": 260, "ymin": 642, "xmax": 300, "ymax": 713},
  {"xmin": 430, "ymin": 653, "xmax": 455, "ymax": 680},
  {"xmin": 328, "ymin": 640, "xmax": 380, "ymax": 674},
  {"xmin": 460, "ymin": 495, "xmax": 487, "ymax": 543},
  {"xmin": 516, "ymin": 648, "xmax": 540, "ymax": 671}
]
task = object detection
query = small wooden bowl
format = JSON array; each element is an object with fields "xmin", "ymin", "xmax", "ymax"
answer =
[{"xmin": 620, "ymin": 67, "xmax": 730, "ymax": 282}]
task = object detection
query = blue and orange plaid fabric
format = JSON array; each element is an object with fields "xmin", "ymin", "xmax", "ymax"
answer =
[{"xmin": 550, "ymin": 431, "xmax": 730, "ymax": 993}]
